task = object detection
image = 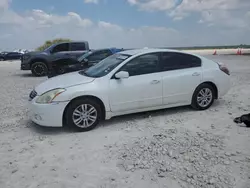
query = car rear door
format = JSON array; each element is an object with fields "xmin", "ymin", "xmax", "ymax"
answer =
[
  {"xmin": 109, "ymin": 52, "xmax": 163, "ymax": 112},
  {"xmin": 160, "ymin": 52, "xmax": 202, "ymax": 105},
  {"xmin": 69, "ymin": 43, "xmax": 88, "ymax": 59}
]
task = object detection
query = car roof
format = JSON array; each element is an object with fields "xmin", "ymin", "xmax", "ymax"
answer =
[
  {"xmin": 118, "ymin": 48, "xmax": 196, "ymax": 56},
  {"xmin": 90, "ymin": 48, "xmax": 123, "ymax": 53}
]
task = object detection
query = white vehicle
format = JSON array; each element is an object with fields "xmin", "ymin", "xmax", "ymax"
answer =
[{"xmin": 28, "ymin": 48, "xmax": 230, "ymax": 131}]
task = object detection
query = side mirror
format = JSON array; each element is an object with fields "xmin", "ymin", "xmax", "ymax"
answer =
[
  {"xmin": 115, "ymin": 71, "xmax": 129, "ymax": 79},
  {"xmin": 50, "ymin": 49, "xmax": 54, "ymax": 54}
]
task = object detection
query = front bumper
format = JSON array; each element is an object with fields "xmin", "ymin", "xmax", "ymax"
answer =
[
  {"xmin": 21, "ymin": 63, "xmax": 30, "ymax": 70},
  {"xmin": 28, "ymin": 97, "xmax": 69, "ymax": 127}
]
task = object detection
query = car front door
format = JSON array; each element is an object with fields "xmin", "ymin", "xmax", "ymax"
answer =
[
  {"xmin": 160, "ymin": 52, "xmax": 202, "ymax": 105},
  {"xmin": 51, "ymin": 43, "xmax": 70, "ymax": 54},
  {"xmin": 109, "ymin": 53, "xmax": 163, "ymax": 112}
]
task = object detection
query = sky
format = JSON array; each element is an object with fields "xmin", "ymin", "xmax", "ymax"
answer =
[{"xmin": 0, "ymin": 0, "xmax": 250, "ymax": 50}]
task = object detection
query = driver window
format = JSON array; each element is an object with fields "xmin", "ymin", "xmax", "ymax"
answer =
[
  {"xmin": 51, "ymin": 43, "xmax": 69, "ymax": 53},
  {"xmin": 120, "ymin": 53, "xmax": 160, "ymax": 76}
]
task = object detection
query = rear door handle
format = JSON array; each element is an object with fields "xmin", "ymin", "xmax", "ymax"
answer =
[
  {"xmin": 192, "ymin": 72, "xmax": 200, "ymax": 76},
  {"xmin": 151, "ymin": 80, "xmax": 160, "ymax": 84}
]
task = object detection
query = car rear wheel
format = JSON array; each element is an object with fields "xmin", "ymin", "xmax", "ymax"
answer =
[
  {"xmin": 31, "ymin": 62, "xmax": 48, "ymax": 77},
  {"xmin": 0, "ymin": 58, "xmax": 4, "ymax": 61},
  {"xmin": 65, "ymin": 98, "xmax": 102, "ymax": 132},
  {"xmin": 191, "ymin": 83, "xmax": 215, "ymax": 110},
  {"xmin": 57, "ymin": 67, "xmax": 65, "ymax": 74}
]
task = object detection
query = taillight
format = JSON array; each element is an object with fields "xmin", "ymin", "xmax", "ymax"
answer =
[{"xmin": 217, "ymin": 62, "xmax": 230, "ymax": 75}]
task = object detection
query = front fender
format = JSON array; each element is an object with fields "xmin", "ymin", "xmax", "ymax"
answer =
[{"xmin": 54, "ymin": 83, "xmax": 111, "ymax": 112}]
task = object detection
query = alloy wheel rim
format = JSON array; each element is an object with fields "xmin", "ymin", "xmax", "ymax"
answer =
[
  {"xmin": 72, "ymin": 104, "xmax": 97, "ymax": 128},
  {"xmin": 197, "ymin": 88, "xmax": 213, "ymax": 107},
  {"xmin": 34, "ymin": 64, "xmax": 46, "ymax": 75}
]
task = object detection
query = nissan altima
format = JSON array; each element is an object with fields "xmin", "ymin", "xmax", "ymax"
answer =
[{"xmin": 28, "ymin": 48, "xmax": 230, "ymax": 131}]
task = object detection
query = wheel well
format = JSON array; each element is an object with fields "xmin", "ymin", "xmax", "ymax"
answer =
[
  {"xmin": 30, "ymin": 58, "xmax": 48, "ymax": 68},
  {"xmin": 62, "ymin": 95, "xmax": 106, "ymax": 127},
  {"xmin": 202, "ymin": 81, "xmax": 218, "ymax": 99}
]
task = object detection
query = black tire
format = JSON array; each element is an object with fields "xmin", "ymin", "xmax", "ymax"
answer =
[
  {"xmin": 31, "ymin": 62, "xmax": 48, "ymax": 76},
  {"xmin": 191, "ymin": 83, "xmax": 215, "ymax": 110},
  {"xmin": 57, "ymin": 66, "xmax": 65, "ymax": 74},
  {"xmin": 65, "ymin": 98, "xmax": 102, "ymax": 132},
  {"xmin": 0, "ymin": 58, "xmax": 4, "ymax": 61}
]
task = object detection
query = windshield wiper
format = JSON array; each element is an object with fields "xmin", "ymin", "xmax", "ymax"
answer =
[{"xmin": 79, "ymin": 70, "xmax": 94, "ymax": 78}]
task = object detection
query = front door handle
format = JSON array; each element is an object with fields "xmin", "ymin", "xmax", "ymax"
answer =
[
  {"xmin": 192, "ymin": 72, "xmax": 200, "ymax": 76},
  {"xmin": 151, "ymin": 80, "xmax": 160, "ymax": 84}
]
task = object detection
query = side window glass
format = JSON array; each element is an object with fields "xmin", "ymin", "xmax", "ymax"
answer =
[
  {"xmin": 120, "ymin": 53, "xmax": 160, "ymax": 76},
  {"xmin": 88, "ymin": 50, "xmax": 111, "ymax": 62},
  {"xmin": 71, "ymin": 43, "xmax": 86, "ymax": 51},
  {"xmin": 161, "ymin": 52, "xmax": 201, "ymax": 71},
  {"xmin": 52, "ymin": 43, "xmax": 69, "ymax": 53}
]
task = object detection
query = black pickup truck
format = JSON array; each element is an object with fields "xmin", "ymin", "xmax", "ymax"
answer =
[{"xmin": 20, "ymin": 41, "xmax": 89, "ymax": 76}]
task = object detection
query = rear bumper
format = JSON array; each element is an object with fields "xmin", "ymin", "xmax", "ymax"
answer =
[{"xmin": 217, "ymin": 75, "xmax": 231, "ymax": 97}]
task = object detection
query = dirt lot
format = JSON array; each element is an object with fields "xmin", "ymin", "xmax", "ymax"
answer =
[{"xmin": 0, "ymin": 55, "xmax": 249, "ymax": 188}]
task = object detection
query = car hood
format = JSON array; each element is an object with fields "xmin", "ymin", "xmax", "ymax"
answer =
[
  {"xmin": 35, "ymin": 72, "xmax": 95, "ymax": 95},
  {"xmin": 25, "ymin": 51, "xmax": 49, "ymax": 56}
]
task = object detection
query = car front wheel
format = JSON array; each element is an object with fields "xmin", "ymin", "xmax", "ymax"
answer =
[
  {"xmin": 65, "ymin": 98, "xmax": 102, "ymax": 132},
  {"xmin": 191, "ymin": 83, "xmax": 215, "ymax": 110},
  {"xmin": 31, "ymin": 62, "xmax": 48, "ymax": 76}
]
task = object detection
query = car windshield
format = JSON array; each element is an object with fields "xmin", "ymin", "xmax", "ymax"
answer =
[
  {"xmin": 79, "ymin": 53, "xmax": 131, "ymax": 78},
  {"xmin": 43, "ymin": 44, "xmax": 56, "ymax": 53},
  {"xmin": 77, "ymin": 50, "xmax": 93, "ymax": 62}
]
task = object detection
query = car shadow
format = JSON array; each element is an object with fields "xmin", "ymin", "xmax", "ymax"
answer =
[
  {"xmin": 13, "ymin": 73, "xmax": 35, "ymax": 77},
  {"xmin": 100, "ymin": 105, "xmax": 193, "ymax": 128},
  {"xmin": 13, "ymin": 72, "xmax": 48, "ymax": 78},
  {"xmin": 28, "ymin": 101, "xmax": 225, "ymax": 134},
  {"xmin": 27, "ymin": 120, "xmax": 74, "ymax": 135}
]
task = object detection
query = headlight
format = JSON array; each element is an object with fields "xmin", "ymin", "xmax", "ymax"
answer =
[{"xmin": 36, "ymin": 88, "xmax": 66, "ymax": 104}]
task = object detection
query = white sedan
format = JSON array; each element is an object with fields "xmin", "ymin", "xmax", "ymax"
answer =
[{"xmin": 28, "ymin": 48, "xmax": 230, "ymax": 131}]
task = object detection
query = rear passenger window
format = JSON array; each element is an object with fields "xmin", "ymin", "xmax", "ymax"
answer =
[
  {"xmin": 161, "ymin": 52, "xmax": 201, "ymax": 71},
  {"xmin": 71, "ymin": 43, "xmax": 86, "ymax": 51},
  {"xmin": 52, "ymin": 43, "xmax": 69, "ymax": 53}
]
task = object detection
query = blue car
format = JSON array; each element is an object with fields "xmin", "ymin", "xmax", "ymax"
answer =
[{"xmin": 48, "ymin": 48, "xmax": 124, "ymax": 78}]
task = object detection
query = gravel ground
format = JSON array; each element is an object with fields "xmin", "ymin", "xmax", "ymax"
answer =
[{"xmin": 0, "ymin": 56, "xmax": 250, "ymax": 188}]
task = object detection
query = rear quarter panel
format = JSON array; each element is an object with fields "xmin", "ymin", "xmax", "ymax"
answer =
[{"xmin": 201, "ymin": 57, "xmax": 231, "ymax": 97}]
